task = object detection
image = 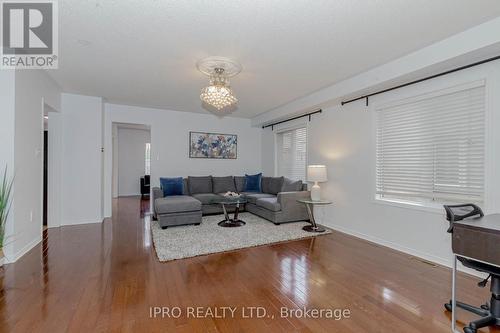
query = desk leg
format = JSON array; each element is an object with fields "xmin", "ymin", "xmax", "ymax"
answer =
[{"xmin": 451, "ymin": 254, "xmax": 460, "ymax": 333}]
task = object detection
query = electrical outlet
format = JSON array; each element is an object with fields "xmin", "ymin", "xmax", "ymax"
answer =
[{"xmin": 30, "ymin": 211, "xmax": 33, "ymax": 222}]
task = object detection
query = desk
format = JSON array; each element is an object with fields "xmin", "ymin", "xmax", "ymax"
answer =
[{"xmin": 451, "ymin": 214, "xmax": 500, "ymax": 332}]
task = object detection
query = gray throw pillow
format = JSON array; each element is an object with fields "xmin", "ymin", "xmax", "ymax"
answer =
[
  {"xmin": 188, "ymin": 176, "xmax": 213, "ymax": 194},
  {"xmin": 212, "ymin": 176, "xmax": 236, "ymax": 193},
  {"xmin": 281, "ymin": 178, "xmax": 303, "ymax": 192},
  {"xmin": 261, "ymin": 177, "xmax": 272, "ymax": 194},
  {"xmin": 234, "ymin": 176, "xmax": 246, "ymax": 193},
  {"xmin": 262, "ymin": 176, "xmax": 284, "ymax": 195}
]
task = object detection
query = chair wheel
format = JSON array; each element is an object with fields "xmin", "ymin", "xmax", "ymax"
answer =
[
  {"xmin": 464, "ymin": 326, "xmax": 476, "ymax": 333},
  {"xmin": 444, "ymin": 302, "xmax": 452, "ymax": 312}
]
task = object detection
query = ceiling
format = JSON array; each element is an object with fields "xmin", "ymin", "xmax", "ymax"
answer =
[{"xmin": 47, "ymin": 0, "xmax": 500, "ymax": 118}]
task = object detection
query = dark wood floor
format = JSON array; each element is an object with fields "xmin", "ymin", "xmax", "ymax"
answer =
[{"xmin": 0, "ymin": 196, "xmax": 498, "ymax": 333}]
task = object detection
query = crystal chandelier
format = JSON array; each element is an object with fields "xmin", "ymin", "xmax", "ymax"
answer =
[
  {"xmin": 197, "ymin": 57, "xmax": 242, "ymax": 111},
  {"xmin": 200, "ymin": 68, "xmax": 237, "ymax": 110}
]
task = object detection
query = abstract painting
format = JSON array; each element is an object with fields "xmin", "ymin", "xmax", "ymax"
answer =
[{"xmin": 189, "ymin": 132, "xmax": 237, "ymax": 159}]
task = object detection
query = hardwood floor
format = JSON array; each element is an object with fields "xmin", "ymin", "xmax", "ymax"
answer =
[{"xmin": 0, "ymin": 196, "xmax": 498, "ymax": 333}]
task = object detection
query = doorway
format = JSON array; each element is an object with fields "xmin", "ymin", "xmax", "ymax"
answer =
[
  {"xmin": 112, "ymin": 123, "xmax": 151, "ymax": 214},
  {"xmin": 43, "ymin": 104, "xmax": 60, "ymax": 229}
]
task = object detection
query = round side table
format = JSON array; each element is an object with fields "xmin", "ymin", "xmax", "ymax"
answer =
[{"xmin": 297, "ymin": 199, "xmax": 332, "ymax": 233}]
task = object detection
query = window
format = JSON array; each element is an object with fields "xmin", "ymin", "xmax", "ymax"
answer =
[
  {"xmin": 145, "ymin": 143, "xmax": 151, "ymax": 175},
  {"xmin": 376, "ymin": 83, "xmax": 485, "ymax": 205},
  {"xmin": 277, "ymin": 127, "xmax": 307, "ymax": 180}
]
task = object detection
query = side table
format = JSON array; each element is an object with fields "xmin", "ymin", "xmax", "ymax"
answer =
[{"xmin": 297, "ymin": 199, "xmax": 332, "ymax": 233}]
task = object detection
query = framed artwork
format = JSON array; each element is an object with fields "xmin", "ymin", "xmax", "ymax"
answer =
[{"xmin": 189, "ymin": 132, "xmax": 238, "ymax": 159}]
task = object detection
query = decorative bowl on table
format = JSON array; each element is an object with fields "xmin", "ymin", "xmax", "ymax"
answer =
[{"xmin": 223, "ymin": 191, "xmax": 241, "ymax": 198}]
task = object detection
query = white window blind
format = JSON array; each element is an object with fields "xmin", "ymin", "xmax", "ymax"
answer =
[
  {"xmin": 277, "ymin": 127, "xmax": 307, "ymax": 181},
  {"xmin": 376, "ymin": 83, "xmax": 485, "ymax": 204}
]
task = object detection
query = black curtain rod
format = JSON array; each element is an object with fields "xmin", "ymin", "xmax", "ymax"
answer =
[
  {"xmin": 262, "ymin": 109, "xmax": 322, "ymax": 130},
  {"xmin": 341, "ymin": 54, "xmax": 500, "ymax": 106}
]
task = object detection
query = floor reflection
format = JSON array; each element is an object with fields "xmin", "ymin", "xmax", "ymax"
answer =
[{"xmin": 280, "ymin": 254, "xmax": 309, "ymax": 306}]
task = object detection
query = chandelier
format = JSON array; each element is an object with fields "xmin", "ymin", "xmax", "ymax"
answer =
[{"xmin": 197, "ymin": 57, "xmax": 242, "ymax": 111}]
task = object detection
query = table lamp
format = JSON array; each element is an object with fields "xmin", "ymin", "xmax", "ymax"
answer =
[{"xmin": 307, "ymin": 165, "xmax": 327, "ymax": 201}]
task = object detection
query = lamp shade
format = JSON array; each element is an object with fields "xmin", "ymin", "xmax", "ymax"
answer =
[{"xmin": 307, "ymin": 165, "xmax": 327, "ymax": 182}]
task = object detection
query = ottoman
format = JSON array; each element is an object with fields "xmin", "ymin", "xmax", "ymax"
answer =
[{"xmin": 154, "ymin": 195, "xmax": 202, "ymax": 229}]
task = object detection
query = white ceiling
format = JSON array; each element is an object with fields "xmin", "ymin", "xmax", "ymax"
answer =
[{"xmin": 48, "ymin": 0, "xmax": 500, "ymax": 118}]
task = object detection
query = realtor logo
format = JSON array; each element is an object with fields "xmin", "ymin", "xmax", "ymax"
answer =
[{"xmin": 1, "ymin": 0, "xmax": 58, "ymax": 69}]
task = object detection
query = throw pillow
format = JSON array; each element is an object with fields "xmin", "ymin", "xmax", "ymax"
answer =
[
  {"xmin": 188, "ymin": 176, "xmax": 213, "ymax": 194},
  {"xmin": 160, "ymin": 177, "xmax": 184, "ymax": 196},
  {"xmin": 244, "ymin": 173, "xmax": 262, "ymax": 192},
  {"xmin": 281, "ymin": 178, "xmax": 304, "ymax": 192},
  {"xmin": 212, "ymin": 176, "xmax": 236, "ymax": 193},
  {"xmin": 234, "ymin": 176, "xmax": 246, "ymax": 193},
  {"xmin": 262, "ymin": 176, "xmax": 285, "ymax": 194}
]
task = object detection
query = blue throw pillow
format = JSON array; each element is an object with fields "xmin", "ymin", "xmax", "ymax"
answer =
[
  {"xmin": 160, "ymin": 177, "xmax": 184, "ymax": 196},
  {"xmin": 244, "ymin": 173, "xmax": 262, "ymax": 192}
]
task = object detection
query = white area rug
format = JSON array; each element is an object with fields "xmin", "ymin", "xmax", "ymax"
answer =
[{"xmin": 151, "ymin": 212, "xmax": 331, "ymax": 262}]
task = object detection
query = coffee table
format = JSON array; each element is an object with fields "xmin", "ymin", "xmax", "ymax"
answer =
[
  {"xmin": 211, "ymin": 197, "xmax": 248, "ymax": 227},
  {"xmin": 297, "ymin": 199, "xmax": 332, "ymax": 233}
]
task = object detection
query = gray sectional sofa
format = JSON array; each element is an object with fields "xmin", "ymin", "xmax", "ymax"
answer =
[{"xmin": 152, "ymin": 175, "xmax": 310, "ymax": 229}]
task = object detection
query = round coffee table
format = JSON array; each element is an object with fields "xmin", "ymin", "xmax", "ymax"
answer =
[
  {"xmin": 297, "ymin": 199, "xmax": 332, "ymax": 233},
  {"xmin": 211, "ymin": 197, "xmax": 248, "ymax": 227}
]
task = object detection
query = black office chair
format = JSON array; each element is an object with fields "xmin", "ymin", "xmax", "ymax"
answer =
[
  {"xmin": 443, "ymin": 204, "xmax": 500, "ymax": 333},
  {"xmin": 140, "ymin": 175, "xmax": 150, "ymax": 199}
]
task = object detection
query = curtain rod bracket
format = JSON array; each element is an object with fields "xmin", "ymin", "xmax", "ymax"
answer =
[{"xmin": 262, "ymin": 109, "xmax": 322, "ymax": 130}]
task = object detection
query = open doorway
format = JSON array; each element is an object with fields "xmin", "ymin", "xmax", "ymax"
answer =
[
  {"xmin": 112, "ymin": 123, "xmax": 151, "ymax": 215},
  {"xmin": 43, "ymin": 115, "xmax": 48, "ymax": 227},
  {"xmin": 43, "ymin": 104, "xmax": 59, "ymax": 229}
]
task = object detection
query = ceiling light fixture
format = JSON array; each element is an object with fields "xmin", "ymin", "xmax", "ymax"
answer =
[{"xmin": 197, "ymin": 56, "xmax": 242, "ymax": 111}]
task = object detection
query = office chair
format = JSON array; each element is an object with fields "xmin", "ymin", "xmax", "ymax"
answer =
[
  {"xmin": 140, "ymin": 175, "xmax": 150, "ymax": 199},
  {"xmin": 443, "ymin": 204, "xmax": 500, "ymax": 333}
]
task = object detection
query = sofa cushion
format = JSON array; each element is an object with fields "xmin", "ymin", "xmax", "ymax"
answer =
[
  {"xmin": 234, "ymin": 176, "xmax": 246, "ymax": 193},
  {"xmin": 245, "ymin": 173, "xmax": 262, "ymax": 192},
  {"xmin": 212, "ymin": 176, "xmax": 236, "ymax": 193},
  {"xmin": 155, "ymin": 195, "xmax": 201, "ymax": 214},
  {"xmin": 188, "ymin": 176, "xmax": 213, "ymax": 194},
  {"xmin": 262, "ymin": 176, "xmax": 284, "ymax": 195},
  {"xmin": 281, "ymin": 178, "xmax": 303, "ymax": 192},
  {"xmin": 192, "ymin": 193, "xmax": 222, "ymax": 205},
  {"xmin": 241, "ymin": 192, "xmax": 275, "ymax": 204},
  {"xmin": 256, "ymin": 197, "xmax": 282, "ymax": 212},
  {"xmin": 159, "ymin": 177, "xmax": 184, "ymax": 196}
]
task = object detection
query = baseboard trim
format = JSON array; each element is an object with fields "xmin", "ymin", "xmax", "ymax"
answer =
[
  {"xmin": 61, "ymin": 218, "xmax": 104, "ymax": 226},
  {"xmin": 5, "ymin": 235, "xmax": 42, "ymax": 264},
  {"xmin": 325, "ymin": 222, "xmax": 483, "ymax": 278}
]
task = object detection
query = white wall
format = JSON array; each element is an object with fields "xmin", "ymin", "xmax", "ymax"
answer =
[
  {"xmin": 112, "ymin": 124, "xmax": 119, "ymax": 198},
  {"xmin": 8, "ymin": 70, "xmax": 61, "ymax": 262},
  {"xmin": 0, "ymin": 71, "xmax": 16, "ymax": 262},
  {"xmin": 117, "ymin": 128, "xmax": 150, "ymax": 196},
  {"xmin": 260, "ymin": 61, "xmax": 500, "ymax": 269},
  {"xmin": 60, "ymin": 94, "xmax": 104, "ymax": 225},
  {"xmin": 104, "ymin": 104, "xmax": 262, "ymax": 217}
]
